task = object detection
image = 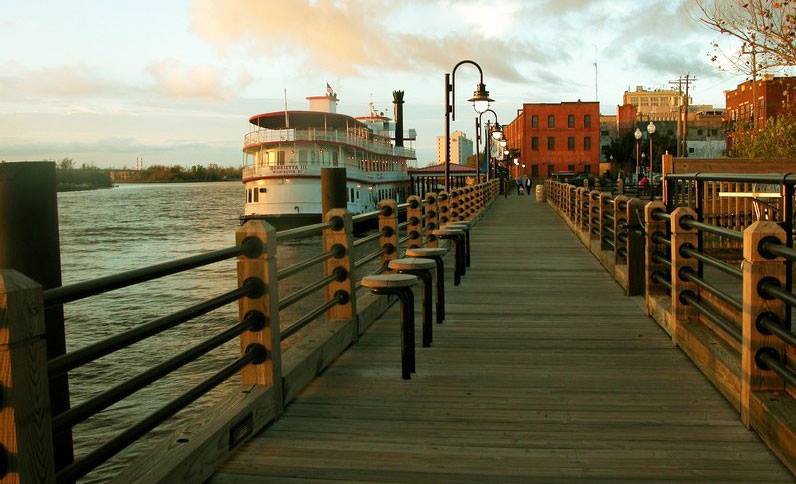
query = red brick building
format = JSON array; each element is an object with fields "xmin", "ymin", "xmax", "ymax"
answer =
[
  {"xmin": 725, "ymin": 75, "xmax": 796, "ymax": 151},
  {"xmin": 503, "ymin": 101, "xmax": 600, "ymax": 179}
]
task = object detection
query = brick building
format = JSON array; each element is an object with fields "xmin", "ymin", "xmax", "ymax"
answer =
[
  {"xmin": 503, "ymin": 101, "xmax": 600, "ymax": 179},
  {"xmin": 725, "ymin": 75, "xmax": 796, "ymax": 151}
]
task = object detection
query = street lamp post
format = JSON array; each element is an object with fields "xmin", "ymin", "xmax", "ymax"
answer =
[
  {"xmin": 476, "ymin": 109, "xmax": 500, "ymax": 182},
  {"xmin": 634, "ymin": 128, "xmax": 642, "ymax": 179},
  {"xmin": 444, "ymin": 60, "xmax": 493, "ymax": 191},
  {"xmin": 647, "ymin": 121, "xmax": 656, "ymax": 178}
]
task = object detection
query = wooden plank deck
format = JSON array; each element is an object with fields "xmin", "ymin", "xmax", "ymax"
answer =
[{"xmin": 212, "ymin": 194, "xmax": 792, "ymax": 482}]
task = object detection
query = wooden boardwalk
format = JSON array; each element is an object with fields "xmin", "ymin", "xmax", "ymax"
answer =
[{"xmin": 212, "ymin": 194, "xmax": 792, "ymax": 482}]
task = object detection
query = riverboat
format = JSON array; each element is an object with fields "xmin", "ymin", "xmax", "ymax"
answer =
[{"xmin": 241, "ymin": 87, "xmax": 415, "ymax": 229}]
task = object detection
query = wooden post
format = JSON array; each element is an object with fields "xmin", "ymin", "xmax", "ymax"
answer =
[
  {"xmin": 670, "ymin": 207, "xmax": 699, "ymax": 345},
  {"xmin": 323, "ymin": 208, "xmax": 356, "ymax": 322},
  {"xmin": 626, "ymin": 198, "xmax": 646, "ymax": 296},
  {"xmin": 599, "ymin": 193, "xmax": 611, "ymax": 251},
  {"xmin": 449, "ymin": 189, "xmax": 460, "ymax": 222},
  {"xmin": 645, "ymin": 201, "xmax": 668, "ymax": 303},
  {"xmin": 569, "ymin": 186, "xmax": 577, "ymax": 222},
  {"xmin": 617, "ymin": 177, "xmax": 625, "ymax": 195},
  {"xmin": 378, "ymin": 199, "xmax": 398, "ymax": 266},
  {"xmin": 0, "ymin": 270, "xmax": 55, "ymax": 483},
  {"xmin": 741, "ymin": 222, "xmax": 786, "ymax": 427},
  {"xmin": 424, "ymin": 192, "xmax": 439, "ymax": 249},
  {"xmin": 588, "ymin": 191, "xmax": 600, "ymax": 241},
  {"xmin": 575, "ymin": 188, "xmax": 586, "ymax": 231},
  {"xmin": 0, "ymin": 162, "xmax": 72, "ymax": 469},
  {"xmin": 236, "ymin": 220, "xmax": 282, "ymax": 412},
  {"xmin": 321, "ymin": 167, "xmax": 347, "ymax": 213},
  {"xmin": 614, "ymin": 196, "xmax": 629, "ymax": 264},
  {"xmin": 406, "ymin": 195, "xmax": 422, "ymax": 249},
  {"xmin": 438, "ymin": 191, "xmax": 450, "ymax": 226}
]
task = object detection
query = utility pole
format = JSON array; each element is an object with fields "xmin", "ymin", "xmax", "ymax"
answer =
[
  {"xmin": 669, "ymin": 76, "xmax": 684, "ymax": 157},
  {"xmin": 683, "ymin": 73, "xmax": 694, "ymax": 157}
]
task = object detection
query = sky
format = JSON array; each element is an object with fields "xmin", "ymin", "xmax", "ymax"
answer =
[{"xmin": 0, "ymin": 0, "xmax": 752, "ymax": 167}]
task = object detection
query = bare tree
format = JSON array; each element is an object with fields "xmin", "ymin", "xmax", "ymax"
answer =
[{"xmin": 696, "ymin": 0, "xmax": 796, "ymax": 73}]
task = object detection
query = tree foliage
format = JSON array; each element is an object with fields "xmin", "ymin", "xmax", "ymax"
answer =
[
  {"xmin": 697, "ymin": 0, "xmax": 796, "ymax": 74},
  {"xmin": 731, "ymin": 113, "xmax": 796, "ymax": 157},
  {"xmin": 602, "ymin": 131, "xmax": 677, "ymax": 174}
]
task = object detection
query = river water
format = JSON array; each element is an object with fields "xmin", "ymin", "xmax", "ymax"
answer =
[{"xmin": 57, "ymin": 182, "xmax": 363, "ymax": 481}]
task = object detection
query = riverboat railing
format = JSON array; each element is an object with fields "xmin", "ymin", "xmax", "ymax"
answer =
[
  {"xmin": 544, "ymin": 174, "xmax": 796, "ymax": 474},
  {"xmin": 0, "ymin": 171, "xmax": 499, "ymax": 483},
  {"xmin": 243, "ymin": 128, "xmax": 416, "ymax": 159}
]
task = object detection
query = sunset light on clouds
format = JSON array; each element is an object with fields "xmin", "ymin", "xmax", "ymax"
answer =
[{"xmin": 0, "ymin": 0, "xmax": 750, "ymax": 166}]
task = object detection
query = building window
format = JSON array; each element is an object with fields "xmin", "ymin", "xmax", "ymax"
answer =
[
  {"xmin": 531, "ymin": 137, "xmax": 539, "ymax": 151},
  {"xmin": 547, "ymin": 136, "xmax": 555, "ymax": 150},
  {"xmin": 584, "ymin": 115, "xmax": 591, "ymax": 128},
  {"xmin": 567, "ymin": 137, "xmax": 575, "ymax": 151},
  {"xmin": 547, "ymin": 115, "xmax": 555, "ymax": 128},
  {"xmin": 531, "ymin": 115, "xmax": 539, "ymax": 128},
  {"xmin": 584, "ymin": 164, "xmax": 591, "ymax": 173},
  {"xmin": 531, "ymin": 164, "xmax": 539, "ymax": 177},
  {"xmin": 584, "ymin": 136, "xmax": 592, "ymax": 150},
  {"xmin": 568, "ymin": 164, "xmax": 575, "ymax": 172},
  {"xmin": 568, "ymin": 114, "xmax": 575, "ymax": 128},
  {"xmin": 547, "ymin": 164, "xmax": 554, "ymax": 176}
]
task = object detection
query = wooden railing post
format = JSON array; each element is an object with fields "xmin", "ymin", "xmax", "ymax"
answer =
[
  {"xmin": 670, "ymin": 207, "xmax": 699, "ymax": 345},
  {"xmin": 741, "ymin": 221, "xmax": 786, "ymax": 427},
  {"xmin": 569, "ymin": 185, "xmax": 577, "ymax": 222},
  {"xmin": 614, "ymin": 196, "xmax": 629, "ymax": 264},
  {"xmin": 599, "ymin": 193, "xmax": 611, "ymax": 251},
  {"xmin": 588, "ymin": 191, "xmax": 600, "ymax": 242},
  {"xmin": 378, "ymin": 199, "xmax": 399, "ymax": 267},
  {"xmin": 236, "ymin": 220, "xmax": 282, "ymax": 412},
  {"xmin": 617, "ymin": 178, "xmax": 625, "ymax": 195},
  {"xmin": 644, "ymin": 201, "xmax": 668, "ymax": 307},
  {"xmin": 406, "ymin": 195, "xmax": 422, "ymax": 249},
  {"xmin": 0, "ymin": 270, "xmax": 55, "ymax": 483},
  {"xmin": 575, "ymin": 187, "xmax": 586, "ymax": 231},
  {"xmin": 323, "ymin": 208, "xmax": 357, "ymax": 324},
  {"xmin": 447, "ymin": 189, "xmax": 458, "ymax": 222},
  {"xmin": 437, "ymin": 191, "xmax": 450, "ymax": 226},
  {"xmin": 424, "ymin": 192, "xmax": 439, "ymax": 248},
  {"xmin": 626, "ymin": 198, "xmax": 646, "ymax": 296}
]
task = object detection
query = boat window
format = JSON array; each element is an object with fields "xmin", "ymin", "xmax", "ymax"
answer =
[
  {"xmin": 276, "ymin": 151, "xmax": 285, "ymax": 165},
  {"xmin": 310, "ymin": 150, "xmax": 317, "ymax": 163},
  {"xmin": 247, "ymin": 189, "xmax": 252, "ymax": 203},
  {"xmin": 259, "ymin": 187, "xmax": 267, "ymax": 193},
  {"xmin": 253, "ymin": 188, "xmax": 259, "ymax": 203},
  {"xmin": 298, "ymin": 150, "xmax": 308, "ymax": 163},
  {"xmin": 331, "ymin": 151, "xmax": 339, "ymax": 166},
  {"xmin": 349, "ymin": 187, "xmax": 354, "ymax": 202},
  {"xmin": 356, "ymin": 189, "xmax": 360, "ymax": 200}
]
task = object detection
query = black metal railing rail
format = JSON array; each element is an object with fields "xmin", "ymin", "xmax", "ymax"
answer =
[
  {"xmin": 37, "ymin": 182, "xmax": 498, "ymax": 483},
  {"xmin": 651, "ymin": 207, "xmax": 743, "ymax": 344}
]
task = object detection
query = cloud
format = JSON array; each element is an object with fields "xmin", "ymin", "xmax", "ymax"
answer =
[
  {"xmin": 0, "ymin": 63, "xmax": 132, "ymax": 99},
  {"xmin": 146, "ymin": 59, "xmax": 239, "ymax": 100},
  {"xmin": 637, "ymin": 48, "xmax": 719, "ymax": 79},
  {"xmin": 190, "ymin": 0, "xmax": 559, "ymax": 83}
]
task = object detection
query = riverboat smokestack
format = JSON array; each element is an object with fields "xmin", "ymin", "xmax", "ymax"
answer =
[{"xmin": 393, "ymin": 90, "xmax": 404, "ymax": 148}]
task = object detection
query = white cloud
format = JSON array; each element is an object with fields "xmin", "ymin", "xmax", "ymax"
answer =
[{"xmin": 146, "ymin": 59, "xmax": 238, "ymax": 100}]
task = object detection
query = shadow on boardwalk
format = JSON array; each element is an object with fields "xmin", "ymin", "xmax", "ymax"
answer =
[{"xmin": 213, "ymin": 194, "xmax": 791, "ymax": 482}]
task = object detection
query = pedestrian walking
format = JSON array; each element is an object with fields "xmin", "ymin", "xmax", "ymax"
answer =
[{"xmin": 525, "ymin": 177, "xmax": 532, "ymax": 196}]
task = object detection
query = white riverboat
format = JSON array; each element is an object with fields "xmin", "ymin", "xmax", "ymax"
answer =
[{"xmin": 241, "ymin": 88, "xmax": 415, "ymax": 229}]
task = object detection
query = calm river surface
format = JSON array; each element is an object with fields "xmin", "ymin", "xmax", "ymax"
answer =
[{"xmin": 57, "ymin": 182, "xmax": 358, "ymax": 481}]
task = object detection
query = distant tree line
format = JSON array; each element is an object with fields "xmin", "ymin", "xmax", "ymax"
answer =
[
  {"xmin": 56, "ymin": 158, "xmax": 113, "ymax": 192},
  {"xmin": 134, "ymin": 164, "xmax": 241, "ymax": 183}
]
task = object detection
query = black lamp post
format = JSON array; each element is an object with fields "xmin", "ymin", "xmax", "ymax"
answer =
[
  {"xmin": 476, "ymin": 109, "xmax": 500, "ymax": 183},
  {"xmin": 445, "ymin": 60, "xmax": 493, "ymax": 191}
]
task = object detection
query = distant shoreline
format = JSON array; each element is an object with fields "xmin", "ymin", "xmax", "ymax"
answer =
[{"xmin": 114, "ymin": 178, "xmax": 240, "ymax": 184}]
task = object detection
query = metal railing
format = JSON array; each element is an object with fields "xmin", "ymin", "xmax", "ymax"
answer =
[{"xmin": 0, "ymin": 178, "xmax": 501, "ymax": 483}]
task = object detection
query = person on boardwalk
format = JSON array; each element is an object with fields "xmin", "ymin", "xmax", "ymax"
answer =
[{"xmin": 525, "ymin": 177, "xmax": 532, "ymax": 196}]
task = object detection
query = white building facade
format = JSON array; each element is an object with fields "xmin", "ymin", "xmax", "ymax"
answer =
[{"xmin": 436, "ymin": 130, "xmax": 473, "ymax": 165}]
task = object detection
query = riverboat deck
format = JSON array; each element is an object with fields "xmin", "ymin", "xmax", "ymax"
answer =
[{"xmin": 212, "ymin": 194, "xmax": 791, "ymax": 482}]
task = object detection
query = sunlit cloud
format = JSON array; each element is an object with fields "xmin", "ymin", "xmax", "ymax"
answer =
[
  {"xmin": 190, "ymin": 0, "xmax": 559, "ymax": 83},
  {"xmin": 146, "ymin": 59, "xmax": 248, "ymax": 101}
]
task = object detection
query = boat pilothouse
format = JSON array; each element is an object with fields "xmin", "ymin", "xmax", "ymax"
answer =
[{"xmin": 241, "ymin": 87, "xmax": 415, "ymax": 229}]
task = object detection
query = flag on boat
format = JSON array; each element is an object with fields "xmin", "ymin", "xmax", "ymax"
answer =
[{"xmin": 326, "ymin": 83, "xmax": 334, "ymax": 96}]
